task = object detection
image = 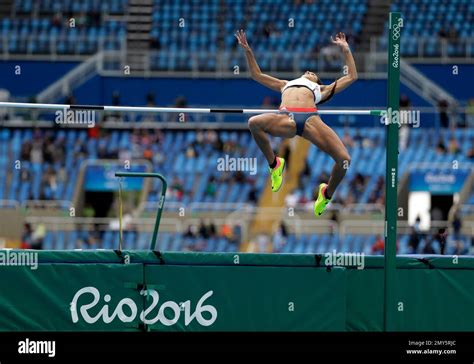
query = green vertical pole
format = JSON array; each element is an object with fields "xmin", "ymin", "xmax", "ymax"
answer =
[{"xmin": 384, "ymin": 12, "xmax": 401, "ymax": 332}]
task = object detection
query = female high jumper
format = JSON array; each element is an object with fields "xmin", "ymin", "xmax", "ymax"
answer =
[{"xmin": 235, "ymin": 30, "xmax": 358, "ymax": 216}]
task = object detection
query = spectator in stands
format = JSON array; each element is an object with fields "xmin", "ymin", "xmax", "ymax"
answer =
[
  {"xmin": 76, "ymin": 11, "xmax": 87, "ymax": 27},
  {"xmin": 367, "ymin": 177, "xmax": 383, "ymax": 205},
  {"xmin": 208, "ymin": 221, "xmax": 217, "ymax": 238},
  {"xmin": 52, "ymin": 12, "xmax": 63, "ymax": 29},
  {"xmin": 467, "ymin": 142, "xmax": 474, "ymax": 160},
  {"xmin": 30, "ymin": 223, "xmax": 46, "ymax": 250},
  {"xmin": 43, "ymin": 165, "xmax": 58, "ymax": 196},
  {"xmin": 175, "ymin": 95, "xmax": 187, "ymax": 108},
  {"xmin": 451, "ymin": 237, "xmax": 465, "ymax": 255},
  {"xmin": 30, "ymin": 140, "xmax": 43, "ymax": 164},
  {"xmin": 111, "ymin": 91, "xmax": 120, "ymax": 106},
  {"xmin": 43, "ymin": 136, "xmax": 55, "ymax": 164},
  {"xmin": 437, "ymin": 99, "xmax": 450, "ymax": 128},
  {"xmin": 262, "ymin": 22, "xmax": 277, "ymax": 39},
  {"xmin": 248, "ymin": 182, "xmax": 258, "ymax": 203},
  {"xmin": 143, "ymin": 146, "xmax": 153, "ymax": 161},
  {"xmin": 466, "ymin": 99, "xmax": 474, "ymax": 127},
  {"xmin": 205, "ymin": 129, "xmax": 218, "ymax": 145},
  {"xmin": 185, "ymin": 143, "xmax": 197, "ymax": 158},
  {"xmin": 233, "ymin": 170, "xmax": 246, "ymax": 184},
  {"xmin": 349, "ymin": 173, "xmax": 366, "ymax": 201},
  {"xmin": 65, "ymin": 94, "xmax": 76, "ymax": 106},
  {"xmin": 0, "ymin": 88, "xmax": 9, "ymax": 120},
  {"xmin": 205, "ymin": 176, "xmax": 217, "ymax": 197},
  {"xmin": 435, "ymin": 137, "xmax": 447, "ymax": 154},
  {"xmin": 285, "ymin": 189, "xmax": 299, "ymax": 209},
  {"xmin": 82, "ymin": 203, "xmax": 96, "ymax": 218},
  {"xmin": 220, "ymin": 223, "xmax": 232, "ymax": 240},
  {"xmin": 371, "ymin": 235, "xmax": 385, "ymax": 255},
  {"xmin": 408, "ymin": 227, "xmax": 421, "ymax": 254},
  {"xmin": 89, "ymin": 10, "xmax": 102, "ymax": 27},
  {"xmin": 150, "ymin": 37, "xmax": 161, "ymax": 50},
  {"xmin": 298, "ymin": 159, "xmax": 311, "ymax": 190},
  {"xmin": 54, "ymin": 137, "xmax": 66, "ymax": 164},
  {"xmin": 448, "ymin": 136, "xmax": 461, "ymax": 154},
  {"xmin": 447, "ymin": 27, "xmax": 459, "ymax": 42},
  {"xmin": 232, "ymin": 224, "xmax": 242, "ymax": 245},
  {"xmin": 438, "ymin": 27, "xmax": 448, "ymax": 39},
  {"xmin": 20, "ymin": 223, "xmax": 33, "ymax": 249},
  {"xmin": 20, "ymin": 167, "xmax": 30, "ymax": 184},
  {"xmin": 146, "ymin": 91, "xmax": 156, "ymax": 107},
  {"xmin": 400, "ymin": 94, "xmax": 411, "ymax": 109},
  {"xmin": 198, "ymin": 219, "xmax": 210, "ymax": 239},
  {"xmin": 87, "ymin": 120, "xmax": 101, "ymax": 139},
  {"xmin": 169, "ymin": 176, "xmax": 185, "ymax": 201},
  {"xmin": 20, "ymin": 141, "xmax": 31, "ymax": 161},
  {"xmin": 213, "ymin": 133, "xmax": 224, "ymax": 152},
  {"xmin": 152, "ymin": 147, "xmax": 165, "ymax": 166},
  {"xmin": 421, "ymin": 235, "xmax": 439, "ymax": 254},
  {"xmin": 195, "ymin": 129, "xmax": 205, "ymax": 146},
  {"xmin": 414, "ymin": 215, "xmax": 422, "ymax": 233},
  {"xmin": 74, "ymin": 138, "xmax": 88, "ymax": 159},
  {"xmin": 422, "ymin": 236, "xmax": 438, "ymax": 254},
  {"xmin": 320, "ymin": 42, "xmax": 341, "ymax": 71},
  {"xmin": 361, "ymin": 134, "xmax": 374, "ymax": 149},
  {"xmin": 433, "ymin": 228, "xmax": 448, "ymax": 255},
  {"xmin": 183, "ymin": 224, "xmax": 198, "ymax": 239},
  {"xmin": 272, "ymin": 221, "xmax": 288, "ymax": 252}
]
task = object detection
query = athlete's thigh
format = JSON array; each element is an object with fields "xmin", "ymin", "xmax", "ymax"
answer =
[
  {"xmin": 251, "ymin": 113, "xmax": 297, "ymax": 138},
  {"xmin": 302, "ymin": 115, "xmax": 349, "ymax": 159}
]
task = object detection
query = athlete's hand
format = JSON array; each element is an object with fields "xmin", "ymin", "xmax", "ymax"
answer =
[
  {"xmin": 235, "ymin": 29, "xmax": 251, "ymax": 51},
  {"xmin": 331, "ymin": 32, "xmax": 349, "ymax": 50}
]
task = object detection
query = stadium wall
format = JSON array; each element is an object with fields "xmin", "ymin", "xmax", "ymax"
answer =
[
  {"xmin": 0, "ymin": 251, "xmax": 473, "ymax": 332},
  {"xmin": 0, "ymin": 61, "xmax": 79, "ymax": 97},
  {"xmin": 412, "ymin": 64, "xmax": 474, "ymax": 102}
]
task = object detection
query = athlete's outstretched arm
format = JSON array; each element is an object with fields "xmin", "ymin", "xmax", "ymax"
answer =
[
  {"xmin": 325, "ymin": 32, "xmax": 358, "ymax": 94},
  {"xmin": 235, "ymin": 30, "xmax": 287, "ymax": 92}
]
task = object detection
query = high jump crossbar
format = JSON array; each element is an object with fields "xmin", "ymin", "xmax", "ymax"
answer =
[{"xmin": 0, "ymin": 101, "xmax": 384, "ymax": 116}]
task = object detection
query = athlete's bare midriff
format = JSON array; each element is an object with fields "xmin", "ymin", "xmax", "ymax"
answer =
[{"xmin": 279, "ymin": 86, "xmax": 316, "ymax": 109}]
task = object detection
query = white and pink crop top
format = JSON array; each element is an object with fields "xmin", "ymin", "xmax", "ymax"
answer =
[{"xmin": 282, "ymin": 77, "xmax": 322, "ymax": 104}]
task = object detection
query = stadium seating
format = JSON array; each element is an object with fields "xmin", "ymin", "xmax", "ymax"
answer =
[
  {"xmin": 38, "ymin": 229, "xmax": 472, "ymax": 255},
  {"xmin": 3, "ymin": 0, "xmax": 127, "ymax": 55},
  {"xmin": 4, "ymin": 126, "xmax": 473, "ymax": 205},
  {"xmin": 14, "ymin": 0, "xmax": 128, "ymax": 14},
  {"xmin": 150, "ymin": 0, "xmax": 367, "ymax": 71},
  {"xmin": 381, "ymin": 0, "xmax": 474, "ymax": 57}
]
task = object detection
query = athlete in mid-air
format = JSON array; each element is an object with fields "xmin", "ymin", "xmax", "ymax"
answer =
[{"xmin": 235, "ymin": 30, "xmax": 357, "ymax": 216}]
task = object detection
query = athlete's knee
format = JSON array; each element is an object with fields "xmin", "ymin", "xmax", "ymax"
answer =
[{"xmin": 248, "ymin": 115, "xmax": 262, "ymax": 132}]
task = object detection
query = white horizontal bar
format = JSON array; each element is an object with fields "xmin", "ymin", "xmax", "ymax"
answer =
[{"xmin": 0, "ymin": 102, "xmax": 382, "ymax": 115}]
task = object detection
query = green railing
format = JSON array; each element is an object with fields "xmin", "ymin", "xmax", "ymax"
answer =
[{"xmin": 115, "ymin": 172, "xmax": 168, "ymax": 250}]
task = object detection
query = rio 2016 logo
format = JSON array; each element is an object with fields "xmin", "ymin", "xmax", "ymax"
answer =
[{"xmin": 70, "ymin": 286, "xmax": 218, "ymax": 327}]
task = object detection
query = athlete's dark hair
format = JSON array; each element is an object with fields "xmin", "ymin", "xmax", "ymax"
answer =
[{"xmin": 316, "ymin": 79, "xmax": 338, "ymax": 105}]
